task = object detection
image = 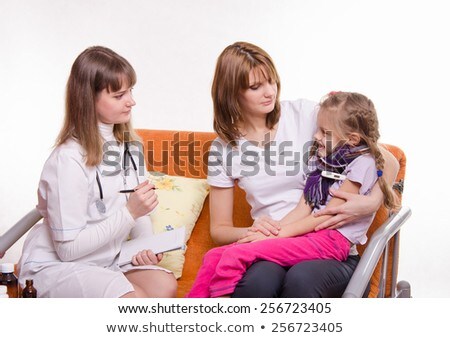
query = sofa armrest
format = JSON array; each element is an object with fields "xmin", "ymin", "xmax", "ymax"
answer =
[
  {"xmin": 342, "ymin": 206, "xmax": 412, "ymax": 298},
  {"xmin": 0, "ymin": 208, "xmax": 42, "ymax": 254}
]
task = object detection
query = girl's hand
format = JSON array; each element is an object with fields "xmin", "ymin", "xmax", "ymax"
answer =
[
  {"xmin": 313, "ymin": 188, "xmax": 380, "ymax": 230},
  {"xmin": 126, "ymin": 180, "xmax": 158, "ymax": 219},
  {"xmin": 131, "ymin": 249, "xmax": 163, "ymax": 266},
  {"xmin": 250, "ymin": 215, "xmax": 281, "ymax": 236}
]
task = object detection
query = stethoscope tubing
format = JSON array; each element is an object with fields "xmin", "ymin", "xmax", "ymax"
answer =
[{"xmin": 96, "ymin": 142, "xmax": 139, "ymax": 203}]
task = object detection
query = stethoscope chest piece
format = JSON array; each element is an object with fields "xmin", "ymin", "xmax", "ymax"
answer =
[{"xmin": 96, "ymin": 199, "xmax": 106, "ymax": 214}]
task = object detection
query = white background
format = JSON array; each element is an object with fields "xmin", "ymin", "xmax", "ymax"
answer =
[{"xmin": 0, "ymin": 0, "xmax": 448, "ymax": 297}]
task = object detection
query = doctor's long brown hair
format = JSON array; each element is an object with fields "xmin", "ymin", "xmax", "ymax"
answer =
[{"xmin": 55, "ymin": 46, "xmax": 140, "ymax": 166}]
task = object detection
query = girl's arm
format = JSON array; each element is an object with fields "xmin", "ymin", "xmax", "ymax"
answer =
[
  {"xmin": 313, "ymin": 145, "xmax": 399, "ymax": 229},
  {"xmin": 238, "ymin": 180, "xmax": 360, "ymax": 243},
  {"xmin": 278, "ymin": 195, "xmax": 313, "ymax": 226},
  {"xmin": 279, "ymin": 179, "xmax": 360, "ymax": 237}
]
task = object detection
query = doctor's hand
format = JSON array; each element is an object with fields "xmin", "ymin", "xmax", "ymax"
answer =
[
  {"xmin": 131, "ymin": 249, "xmax": 163, "ymax": 266},
  {"xmin": 313, "ymin": 189, "xmax": 379, "ymax": 230},
  {"xmin": 126, "ymin": 180, "xmax": 158, "ymax": 220}
]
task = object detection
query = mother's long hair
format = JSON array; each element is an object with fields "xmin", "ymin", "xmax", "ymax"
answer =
[{"xmin": 211, "ymin": 42, "xmax": 281, "ymax": 146}]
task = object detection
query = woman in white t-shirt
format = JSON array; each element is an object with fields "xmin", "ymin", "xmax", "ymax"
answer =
[
  {"xmin": 203, "ymin": 42, "xmax": 398, "ymax": 297},
  {"xmin": 17, "ymin": 46, "xmax": 177, "ymax": 297}
]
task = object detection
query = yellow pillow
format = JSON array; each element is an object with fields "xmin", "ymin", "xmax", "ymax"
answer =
[{"xmin": 147, "ymin": 172, "xmax": 210, "ymax": 278}]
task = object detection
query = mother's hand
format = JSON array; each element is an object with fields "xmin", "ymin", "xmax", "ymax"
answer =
[
  {"xmin": 250, "ymin": 215, "xmax": 281, "ymax": 236},
  {"xmin": 313, "ymin": 188, "xmax": 381, "ymax": 230},
  {"xmin": 237, "ymin": 229, "xmax": 277, "ymax": 244},
  {"xmin": 237, "ymin": 215, "xmax": 280, "ymax": 243}
]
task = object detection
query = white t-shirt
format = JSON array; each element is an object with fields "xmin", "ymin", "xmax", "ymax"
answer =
[{"xmin": 207, "ymin": 99, "xmax": 318, "ymax": 221}]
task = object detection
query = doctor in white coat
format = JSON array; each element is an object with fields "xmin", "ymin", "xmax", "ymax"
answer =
[{"xmin": 18, "ymin": 46, "xmax": 177, "ymax": 298}]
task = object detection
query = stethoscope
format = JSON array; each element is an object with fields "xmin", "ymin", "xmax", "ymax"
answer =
[{"xmin": 95, "ymin": 142, "xmax": 140, "ymax": 214}]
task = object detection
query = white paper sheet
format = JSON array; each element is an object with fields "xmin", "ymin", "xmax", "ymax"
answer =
[{"xmin": 118, "ymin": 226, "xmax": 186, "ymax": 266}]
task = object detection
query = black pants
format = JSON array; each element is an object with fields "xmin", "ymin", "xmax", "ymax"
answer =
[{"xmin": 231, "ymin": 255, "xmax": 360, "ymax": 298}]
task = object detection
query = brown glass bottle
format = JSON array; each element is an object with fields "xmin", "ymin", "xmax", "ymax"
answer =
[
  {"xmin": 22, "ymin": 279, "xmax": 37, "ymax": 298},
  {"xmin": 0, "ymin": 263, "xmax": 19, "ymax": 298}
]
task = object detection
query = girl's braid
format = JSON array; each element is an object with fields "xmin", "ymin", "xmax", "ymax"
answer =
[{"xmin": 333, "ymin": 92, "xmax": 399, "ymax": 210}]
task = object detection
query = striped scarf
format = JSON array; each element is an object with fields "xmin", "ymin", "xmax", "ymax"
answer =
[{"xmin": 303, "ymin": 144, "xmax": 368, "ymax": 209}]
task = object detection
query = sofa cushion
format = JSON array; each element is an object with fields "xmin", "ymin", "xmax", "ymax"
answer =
[{"xmin": 147, "ymin": 172, "xmax": 210, "ymax": 278}]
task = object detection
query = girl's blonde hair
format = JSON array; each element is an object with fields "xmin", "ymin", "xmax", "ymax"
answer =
[
  {"xmin": 56, "ymin": 46, "xmax": 140, "ymax": 166},
  {"xmin": 211, "ymin": 41, "xmax": 281, "ymax": 146},
  {"xmin": 319, "ymin": 92, "xmax": 399, "ymax": 209}
]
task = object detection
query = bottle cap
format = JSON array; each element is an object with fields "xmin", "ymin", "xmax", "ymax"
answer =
[
  {"xmin": 0, "ymin": 285, "xmax": 7, "ymax": 294},
  {"xmin": 0, "ymin": 263, "xmax": 15, "ymax": 273}
]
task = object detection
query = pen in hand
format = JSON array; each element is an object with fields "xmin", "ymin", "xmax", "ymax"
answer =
[{"xmin": 119, "ymin": 187, "xmax": 156, "ymax": 193}]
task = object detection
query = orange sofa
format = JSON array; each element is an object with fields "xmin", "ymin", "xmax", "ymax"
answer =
[
  {"xmin": 3, "ymin": 129, "xmax": 409, "ymax": 298},
  {"xmin": 135, "ymin": 129, "xmax": 409, "ymax": 298}
]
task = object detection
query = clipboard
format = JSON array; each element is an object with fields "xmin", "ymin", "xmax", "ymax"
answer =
[{"xmin": 118, "ymin": 226, "xmax": 186, "ymax": 266}]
